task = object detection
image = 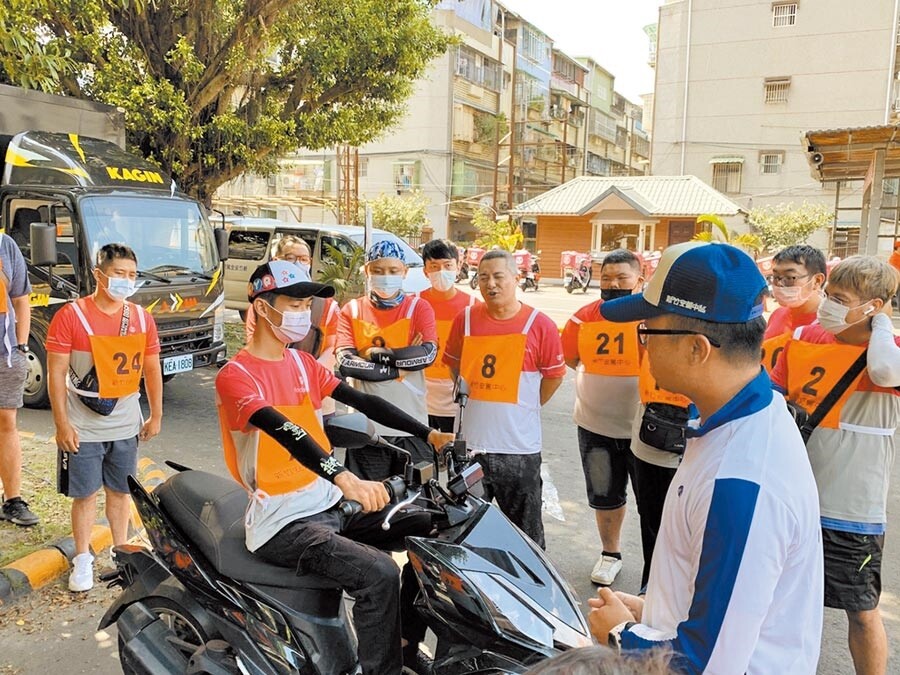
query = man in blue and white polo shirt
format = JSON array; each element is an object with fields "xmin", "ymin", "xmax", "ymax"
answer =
[{"xmin": 589, "ymin": 241, "xmax": 823, "ymax": 674}]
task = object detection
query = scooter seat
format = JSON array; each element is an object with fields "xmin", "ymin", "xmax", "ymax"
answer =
[{"xmin": 155, "ymin": 470, "xmax": 339, "ymax": 590}]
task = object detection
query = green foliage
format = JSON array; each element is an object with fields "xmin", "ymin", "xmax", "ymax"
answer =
[
  {"xmin": 1, "ymin": 0, "xmax": 452, "ymax": 204},
  {"xmin": 472, "ymin": 209, "xmax": 522, "ymax": 251},
  {"xmin": 749, "ymin": 202, "xmax": 833, "ymax": 252},
  {"xmin": 361, "ymin": 190, "xmax": 430, "ymax": 239},
  {"xmin": 317, "ymin": 242, "xmax": 365, "ymax": 305},
  {"xmin": 474, "ymin": 112, "xmax": 508, "ymax": 145},
  {"xmin": 694, "ymin": 213, "xmax": 763, "ymax": 255}
]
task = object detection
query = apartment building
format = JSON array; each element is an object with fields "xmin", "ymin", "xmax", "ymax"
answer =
[
  {"xmin": 215, "ymin": 0, "xmax": 650, "ymax": 242},
  {"xmin": 650, "ymin": 0, "xmax": 899, "ymax": 251}
]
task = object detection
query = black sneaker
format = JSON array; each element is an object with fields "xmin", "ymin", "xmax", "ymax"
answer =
[{"xmin": 1, "ymin": 497, "xmax": 40, "ymax": 527}]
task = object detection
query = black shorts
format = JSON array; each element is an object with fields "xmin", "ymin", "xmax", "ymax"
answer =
[
  {"xmin": 576, "ymin": 427, "xmax": 635, "ymax": 510},
  {"xmin": 822, "ymin": 528, "xmax": 884, "ymax": 612}
]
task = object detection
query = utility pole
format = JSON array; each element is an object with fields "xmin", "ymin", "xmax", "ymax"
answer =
[{"xmin": 337, "ymin": 144, "xmax": 359, "ymax": 225}]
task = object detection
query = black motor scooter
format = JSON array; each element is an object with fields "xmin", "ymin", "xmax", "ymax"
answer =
[{"xmin": 99, "ymin": 382, "xmax": 590, "ymax": 674}]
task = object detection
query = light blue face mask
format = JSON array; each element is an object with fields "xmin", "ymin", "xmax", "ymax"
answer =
[
  {"xmin": 99, "ymin": 270, "xmax": 138, "ymax": 300},
  {"xmin": 368, "ymin": 275, "xmax": 405, "ymax": 308}
]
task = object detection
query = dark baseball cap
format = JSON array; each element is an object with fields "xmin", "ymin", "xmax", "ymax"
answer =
[{"xmin": 247, "ymin": 260, "xmax": 335, "ymax": 302}]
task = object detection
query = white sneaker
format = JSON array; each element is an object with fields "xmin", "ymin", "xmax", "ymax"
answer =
[
  {"xmin": 591, "ymin": 555, "xmax": 623, "ymax": 586},
  {"xmin": 69, "ymin": 553, "xmax": 95, "ymax": 592}
]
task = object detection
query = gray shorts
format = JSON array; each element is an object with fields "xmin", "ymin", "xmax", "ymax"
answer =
[
  {"xmin": 57, "ymin": 436, "xmax": 138, "ymax": 498},
  {"xmin": 0, "ymin": 349, "xmax": 27, "ymax": 409}
]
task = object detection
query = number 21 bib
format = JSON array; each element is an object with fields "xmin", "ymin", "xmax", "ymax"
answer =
[{"xmin": 459, "ymin": 306, "xmax": 537, "ymax": 404}]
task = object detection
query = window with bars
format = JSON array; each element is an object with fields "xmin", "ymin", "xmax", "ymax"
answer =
[
  {"xmin": 455, "ymin": 45, "xmax": 501, "ymax": 92},
  {"xmin": 759, "ymin": 152, "xmax": 784, "ymax": 174},
  {"xmin": 772, "ymin": 3, "xmax": 797, "ymax": 27},
  {"xmin": 764, "ymin": 77, "xmax": 791, "ymax": 103},
  {"xmin": 712, "ymin": 162, "xmax": 743, "ymax": 194}
]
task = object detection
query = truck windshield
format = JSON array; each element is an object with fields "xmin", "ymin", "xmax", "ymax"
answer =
[{"xmin": 80, "ymin": 195, "xmax": 217, "ymax": 274}]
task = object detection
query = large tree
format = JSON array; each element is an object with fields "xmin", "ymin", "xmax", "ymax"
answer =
[{"xmin": 0, "ymin": 0, "xmax": 451, "ymax": 204}]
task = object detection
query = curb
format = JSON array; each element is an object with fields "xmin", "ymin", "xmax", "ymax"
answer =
[{"xmin": 0, "ymin": 456, "xmax": 169, "ymax": 608}]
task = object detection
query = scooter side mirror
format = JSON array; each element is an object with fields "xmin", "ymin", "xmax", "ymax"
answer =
[
  {"xmin": 453, "ymin": 377, "xmax": 470, "ymax": 406},
  {"xmin": 324, "ymin": 413, "xmax": 377, "ymax": 449}
]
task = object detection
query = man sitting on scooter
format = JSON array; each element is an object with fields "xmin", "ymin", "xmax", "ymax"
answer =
[{"xmin": 215, "ymin": 261, "xmax": 454, "ymax": 675}]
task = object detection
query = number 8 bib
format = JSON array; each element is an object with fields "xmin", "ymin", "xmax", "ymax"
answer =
[{"xmin": 459, "ymin": 307, "xmax": 537, "ymax": 404}]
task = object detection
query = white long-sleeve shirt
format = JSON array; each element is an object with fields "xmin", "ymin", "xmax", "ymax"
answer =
[{"xmin": 622, "ymin": 370, "xmax": 823, "ymax": 674}]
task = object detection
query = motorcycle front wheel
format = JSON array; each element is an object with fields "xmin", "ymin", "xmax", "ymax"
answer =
[
  {"xmin": 118, "ymin": 596, "xmax": 215, "ymax": 674},
  {"xmin": 470, "ymin": 275, "xmax": 479, "ymax": 290}
]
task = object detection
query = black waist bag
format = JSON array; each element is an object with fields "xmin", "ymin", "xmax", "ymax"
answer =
[
  {"xmin": 70, "ymin": 366, "xmax": 118, "ymax": 416},
  {"xmin": 639, "ymin": 402, "xmax": 690, "ymax": 455}
]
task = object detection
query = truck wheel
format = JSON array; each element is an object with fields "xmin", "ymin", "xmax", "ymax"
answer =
[
  {"xmin": 238, "ymin": 310, "xmax": 247, "ymax": 322},
  {"xmin": 22, "ymin": 337, "xmax": 49, "ymax": 408}
]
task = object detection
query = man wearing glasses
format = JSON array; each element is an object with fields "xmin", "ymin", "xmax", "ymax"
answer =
[
  {"xmin": 588, "ymin": 241, "xmax": 823, "ymax": 674},
  {"xmin": 761, "ymin": 245, "xmax": 827, "ymax": 374}
]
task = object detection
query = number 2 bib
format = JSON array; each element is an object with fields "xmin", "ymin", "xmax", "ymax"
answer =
[
  {"xmin": 577, "ymin": 318, "xmax": 640, "ymax": 376},
  {"xmin": 71, "ymin": 300, "xmax": 147, "ymax": 398},
  {"xmin": 459, "ymin": 306, "xmax": 537, "ymax": 404},
  {"xmin": 786, "ymin": 340, "xmax": 866, "ymax": 430}
]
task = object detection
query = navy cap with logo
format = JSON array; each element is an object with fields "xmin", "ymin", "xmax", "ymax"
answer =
[
  {"xmin": 600, "ymin": 241, "xmax": 767, "ymax": 324},
  {"xmin": 247, "ymin": 260, "xmax": 335, "ymax": 302}
]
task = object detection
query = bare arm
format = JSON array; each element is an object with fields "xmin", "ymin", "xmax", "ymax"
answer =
[
  {"xmin": 140, "ymin": 356, "xmax": 163, "ymax": 441},
  {"xmin": 565, "ymin": 357, "xmax": 579, "ymax": 370},
  {"xmin": 48, "ymin": 351, "xmax": 79, "ymax": 452},
  {"xmin": 540, "ymin": 376, "xmax": 564, "ymax": 406},
  {"xmin": 10, "ymin": 295, "xmax": 30, "ymax": 346}
]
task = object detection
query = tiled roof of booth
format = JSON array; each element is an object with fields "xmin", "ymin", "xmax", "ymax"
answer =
[{"xmin": 510, "ymin": 175, "xmax": 745, "ymax": 217}]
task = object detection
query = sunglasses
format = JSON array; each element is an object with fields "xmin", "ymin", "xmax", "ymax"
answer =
[{"xmin": 636, "ymin": 322, "xmax": 721, "ymax": 348}]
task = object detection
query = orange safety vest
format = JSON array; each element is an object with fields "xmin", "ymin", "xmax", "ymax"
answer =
[
  {"xmin": 0, "ymin": 258, "xmax": 8, "ymax": 314},
  {"xmin": 349, "ymin": 297, "xmax": 418, "ymax": 352},
  {"xmin": 220, "ymin": 351, "xmax": 332, "ymax": 496},
  {"xmin": 761, "ymin": 331, "xmax": 791, "ymax": 376},
  {"xmin": 638, "ymin": 353, "xmax": 691, "ymax": 407},
  {"xmin": 577, "ymin": 317, "xmax": 640, "ymax": 377},
  {"xmin": 460, "ymin": 306, "xmax": 537, "ymax": 404},
  {"xmin": 71, "ymin": 299, "xmax": 147, "ymax": 398},
  {"xmin": 785, "ymin": 339, "xmax": 866, "ymax": 430},
  {"xmin": 421, "ymin": 292, "xmax": 476, "ymax": 381}
]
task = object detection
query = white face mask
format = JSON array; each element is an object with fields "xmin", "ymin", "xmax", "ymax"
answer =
[
  {"xmin": 428, "ymin": 269, "xmax": 456, "ymax": 292},
  {"xmin": 772, "ymin": 277, "xmax": 816, "ymax": 308},
  {"xmin": 368, "ymin": 274, "xmax": 404, "ymax": 299},
  {"xmin": 98, "ymin": 270, "xmax": 138, "ymax": 300},
  {"xmin": 816, "ymin": 296, "xmax": 875, "ymax": 335},
  {"xmin": 262, "ymin": 303, "xmax": 312, "ymax": 344}
]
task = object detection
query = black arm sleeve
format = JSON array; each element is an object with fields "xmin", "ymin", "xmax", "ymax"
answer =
[
  {"xmin": 331, "ymin": 382, "xmax": 433, "ymax": 440},
  {"xmin": 336, "ymin": 347, "xmax": 399, "ymax": 381},
  {"xmin": 248, "ymin": 407, "xmax": 347, "ymax": 482},
  {"xmin": 367, "ymin": 342, "xmax": 438, "ymax": 371}
]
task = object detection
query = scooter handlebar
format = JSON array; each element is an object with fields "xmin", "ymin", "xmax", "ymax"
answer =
[{"xmin": 338, "ymin": 476, "xmax": 406, "ymax": 517}]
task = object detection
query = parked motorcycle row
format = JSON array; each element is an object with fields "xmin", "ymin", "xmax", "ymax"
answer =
[{"xmin": 102, "ymin": 381, "xmax": 591, "ymax": 675}]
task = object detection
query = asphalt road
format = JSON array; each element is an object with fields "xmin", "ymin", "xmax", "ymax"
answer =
[{"xmin": 1, "ymin": 284, "xmax": 897, "ymax": 674}]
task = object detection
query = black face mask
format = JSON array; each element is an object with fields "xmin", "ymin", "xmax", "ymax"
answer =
[{"xmin": 600, "ymin": 287, "xmax": 633, "ymax": 302}]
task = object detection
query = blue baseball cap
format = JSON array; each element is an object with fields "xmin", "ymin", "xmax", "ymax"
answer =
[
  {"xmin": 601, "ymin": 242, "xmax": 767, "ymax": 324},
  {"xmin": 366, "ymin": 240, "xmax": 407, "ymax": 264}
]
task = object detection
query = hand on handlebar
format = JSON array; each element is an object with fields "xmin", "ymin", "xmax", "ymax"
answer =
[
  {"xmin": 427, "ymin": 429, "xmax": 455, "ymax": 452},
  {"xmin": 334, "ymin": 472, "xmax": 390, "ymax": 513}
]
